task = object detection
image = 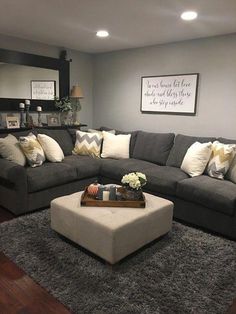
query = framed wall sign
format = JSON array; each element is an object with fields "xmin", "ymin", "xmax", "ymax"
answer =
[
  {"xmin": 31, "ymin": 80, "xmax": 56, "ymax": 100},
  {"xmin": 141, "ymin": 73, "xmax": 199, "ymax": 115}
]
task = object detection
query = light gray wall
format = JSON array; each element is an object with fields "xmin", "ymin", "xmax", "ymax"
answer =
[
  {"xmin": 93, "ymin": 34, "xmax": 236, "ymax": 138},
  {"xmin": 0, "ymin": 34, "xmax": 93, "ymax": 127}
]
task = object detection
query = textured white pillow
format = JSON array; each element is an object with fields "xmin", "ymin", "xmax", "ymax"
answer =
[
  {"xmin": 0, "ymin": 134, "xmax": 26, "ymax": 166},
  {"xmin": 101, "ymin": 131, "xmax": 131, "ymax": 159},
  {"xmin": 181, "ymin": 141, "xmax": 212, "ymax": 177},
  {"xmin": 37, "ymin": 134, "xmax": 64, "ymax": 162}
]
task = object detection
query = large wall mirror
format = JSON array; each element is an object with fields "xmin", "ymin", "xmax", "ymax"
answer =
[{"xmin": 0, "ymin": 48, "xmax": 70, "ymax": 111}]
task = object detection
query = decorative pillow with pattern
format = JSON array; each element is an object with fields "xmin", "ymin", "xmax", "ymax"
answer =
[
  {"xmin": 207, "ymin": 141, "xmax": 236, "ymax": 179},
  {"xmin": 19, "ymin": 133, "xmax": 45, "ymax": 167},
  {"xmin": 72, "ymin": 130, "xmax": 102, "ymax": 158}
]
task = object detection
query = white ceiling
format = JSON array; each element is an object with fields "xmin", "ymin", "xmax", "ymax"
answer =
[{"xmin": 0, "ymin": 0, "xmax": 236, "ymax": 53}]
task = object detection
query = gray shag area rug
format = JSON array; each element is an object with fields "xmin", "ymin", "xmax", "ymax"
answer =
[{"xmin": 0, "ymin": 210, "xmax": 235, "ymax": 314}]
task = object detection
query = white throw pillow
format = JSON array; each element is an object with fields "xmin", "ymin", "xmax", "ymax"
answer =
[
  {"xmin": 37, "ymin": 134, "xmax": 64, "ymax": 162},
  {"xmin": 0, "ymin": 134, "xmax": 26, "ymax": 166},
  {"xmin": 181, "ymin": 141, "xmax": 212, "ymax": 177},
  {"xmin": 101, "ymin": 131, "xmax": 131, "ymax": 159}
]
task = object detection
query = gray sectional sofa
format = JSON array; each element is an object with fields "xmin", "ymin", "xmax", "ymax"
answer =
[{"xmin": 0, "ymin": 126, "xmax": 236, "ymax": 240}]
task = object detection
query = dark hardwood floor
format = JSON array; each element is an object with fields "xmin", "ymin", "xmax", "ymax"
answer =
[{"xmin": 0, "ymin": 206, "xmax": 235, "ymax": 314}]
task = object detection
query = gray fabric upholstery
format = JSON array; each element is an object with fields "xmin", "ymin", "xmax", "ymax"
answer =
[
  {"xmin": 27, "ymin": 162, "xmax": 77, "ymax": 192},
  {"xmin": 144, "ymin": 166, "xmax": 189, "ymax": 196},
  {"xmin": 218, "ymin": 137, "xmax": 236, "ymax": 144},
  {"xmin": 0, "ymin": 158, "xmax": 27, "ymax": 187},
  {"xmin": 166, "ymin": 134, "xmax": 216, "ymax": 168},
  {"xmin": 63, "ymin": 155, "xmax": 101, "ymax": 179},
  {"xmin": 100, "ymin": 158, "xmax": 155, "ymax": 181},
  {"xmin": 0, "ymin": 130, "xmax": 36, "ymax": 139},
  {"xmin": 132, "ymin": 131, "xmax": 174, "ymax": 165},
  {"xmin": 176, "ymin": 175, "xmax": 236, "ymax": 216},
  {"xmin": 100, "ymin": 126, "xmax": 138, "ymax": 157},
  {"xmin": 67, "ymin": 128, "xmax": 77, "ymax": 144},
  {"xmin": 35, "ymin": 128, "xmax": 74, "ymax": 156}
]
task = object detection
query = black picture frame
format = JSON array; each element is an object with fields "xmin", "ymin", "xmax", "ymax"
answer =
[
  {"xmin": 31, "ymin": 80, "xmax": 56, "ymax": 100},
  {"xmin": 0, "ymin": 48, "xmax": 70, "ymax": 111},
  {"xmin": 141, "ymin": 73, "xmax": 199, "ymax": 115}
]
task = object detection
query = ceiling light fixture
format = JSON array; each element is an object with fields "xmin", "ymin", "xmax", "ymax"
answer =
[
  {"xmin": 181, "ymin": 11, "xmax": 198, "ymax": 21},
  {"xmin": 96, "ymin": 30, "xmax": 109, "ymax": 38}
]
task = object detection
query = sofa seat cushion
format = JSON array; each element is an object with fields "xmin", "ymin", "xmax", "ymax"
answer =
[
  {"xmin": 132, "ymin": 131, "xmax": 174, "ymax": 165},
  {"xmin": 27, "ymin": 162, "xmax": 77, "ymax": 192},
  {"xmin": 63, "ymin": 155, "xmax": 101, "ymax": 179},
  {"xmin": 35, "ymin": 128, "xmax": 74, "ymax": 156},
  {"xmin": 144, "ymin": 166, "xmax": 189, "ymax": 196},
  {"xmin": 176, "ymin": 175, "xmax": 236, "ymax": 216},
  {"xmin": 100, "ymin": 158, "xmax": 155, "ymax": 181}
]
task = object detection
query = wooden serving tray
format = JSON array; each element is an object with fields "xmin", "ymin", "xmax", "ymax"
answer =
[{"xmin": 81, "ymin": 187, "xmax": 146, "ymax": 208}]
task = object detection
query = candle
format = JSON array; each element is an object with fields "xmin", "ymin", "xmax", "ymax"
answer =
[
  {"xmin": 103, "ymin": 191, "xmax": 110, "ymax": 201},
  {"xmin": 19, "ymin": 103, "xmax": 25, "ymax": 109},
  {"xmin": 37, "ymin": 106, "xmax": 42, "ymax": 112},
  {"xmin": 25, "ymin": 99, "xmax": 30, "ymax": 105}
]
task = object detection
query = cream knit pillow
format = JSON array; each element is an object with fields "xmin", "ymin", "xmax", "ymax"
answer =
[
  {"xmin": 0, "ymin": 134, "xmax": 26, "ymax": 166},
  {"xmin": 101, "ymin": 131, "xmax": 131, "ymax": 159},
  {"xmin": 37, "ymin": 134, "xmax": 64, "ymax": 162},
  {"xmin": 181, "ymin": 142, "xmax": 212, "ymax": 177}
]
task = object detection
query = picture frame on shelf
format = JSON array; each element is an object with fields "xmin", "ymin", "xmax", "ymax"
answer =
[
  {"xmin": 6, "ymin": 116, "xmax": 20, "ymax": 129},
  {"xmin": 47, "ymin": 114, "xmax": 61, "ymax": 126}
]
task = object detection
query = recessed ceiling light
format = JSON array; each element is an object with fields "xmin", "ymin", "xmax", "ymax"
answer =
[
  {"xmin": 181, "ymin": 11, "xmax": 198, "ymax": 21},
  {"xmin": 96, "ymin": 30, "xmax": 109, "ymax": 38}
]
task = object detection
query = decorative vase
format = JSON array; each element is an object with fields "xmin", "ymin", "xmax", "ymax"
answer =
[
  {"xmin": 123, "ymin": 187, "xmax": 143, "ymax": 200},
  {"xmin": 60, "ymin": 111, "xmax": 73, "ymax": 125}
]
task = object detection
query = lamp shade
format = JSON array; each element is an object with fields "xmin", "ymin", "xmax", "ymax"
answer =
[{"xmin": 70, "ymin": 85, "xmax": 83, "ymax": 98}]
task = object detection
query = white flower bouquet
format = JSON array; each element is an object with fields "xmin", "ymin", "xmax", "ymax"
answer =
[{"xmin": 121, "ymin": 172, "xmax": 147, "ymax": 190}]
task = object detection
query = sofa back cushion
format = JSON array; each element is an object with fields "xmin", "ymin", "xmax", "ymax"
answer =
[
  {"xmin": 100, "ymin": 126, "xmax": 138, "ymax": 157},
  {"xmin": 132, "ymin": 131, "xmax": 175, "ymax": 165},
  {"xmin": 35, "ymin": 128, "xmax": 74, "ymax": 156},
  {"xmin": 166, "ymin": 134, "xmax": 216, "ymax": 168}
]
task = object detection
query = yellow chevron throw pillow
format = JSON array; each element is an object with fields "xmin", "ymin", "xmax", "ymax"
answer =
[
  {"xmin": 72, "ymin": 130, "xmax": 103, "ymax": 158},
  {"xmin": 207, "ymin": 141, "xmax": 236, "ymax": 179},
  {"xmin": 19, "ymin": 133, "xmax": 45, "ymax": 167}
]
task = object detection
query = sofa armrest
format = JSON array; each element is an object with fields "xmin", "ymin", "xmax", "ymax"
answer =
[{"xmin": 0, "ymin": 158, "xmax": 27, "ymax": 189}]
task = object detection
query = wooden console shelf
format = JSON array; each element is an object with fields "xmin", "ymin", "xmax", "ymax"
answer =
[{"xmin": 0, "ymin": 124, "xmax": 87, "ymax": 134}]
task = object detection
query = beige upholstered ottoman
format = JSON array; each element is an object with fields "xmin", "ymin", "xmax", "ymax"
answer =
[{"xmin": 50, "ymin": 191, "xmax": 173, "ymax": 264}]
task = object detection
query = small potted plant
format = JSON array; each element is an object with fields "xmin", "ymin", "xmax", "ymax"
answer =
[
  {"xmin": 54, "ymin": 96, "xmax": 73, "ymax": 125},
  {"xmin": 121, "ymin": 172, "xmax": 147, "ymax": 200}
]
